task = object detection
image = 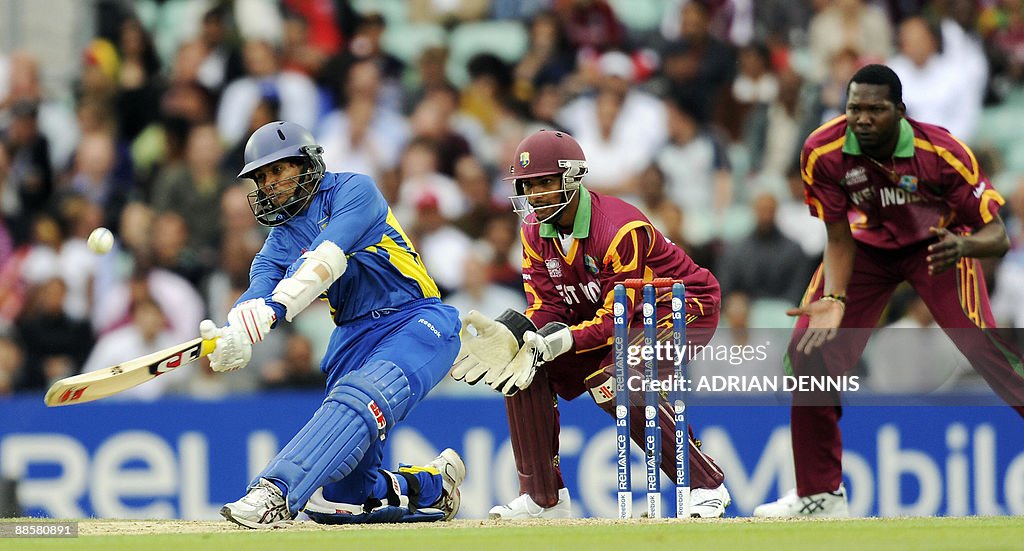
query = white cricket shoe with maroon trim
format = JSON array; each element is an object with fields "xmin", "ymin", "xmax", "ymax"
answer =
[{"xmin": 221, "ymin": 478, "xmax": 294, "ymax": 528}]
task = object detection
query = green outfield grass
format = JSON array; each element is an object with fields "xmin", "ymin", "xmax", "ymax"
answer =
[{"xmin": 1, "ymin": 517, "xmax": 1019, "ymax": 551}]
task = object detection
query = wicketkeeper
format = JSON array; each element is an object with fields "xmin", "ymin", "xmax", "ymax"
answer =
[{"xmin": 452, "ymin": 130, "xmax": 731, "ymax": 518}]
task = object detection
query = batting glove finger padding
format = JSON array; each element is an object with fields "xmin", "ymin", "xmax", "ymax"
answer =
[
  {"xmin": 200, "ymin": 319, "xmax": 252, "ymax": 372},
  {"xmin": 227, "ymin": 298, "xmax": 277, "ymax": 344}
]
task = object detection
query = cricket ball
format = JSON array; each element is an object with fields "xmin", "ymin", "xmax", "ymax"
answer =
[{"xmin": 87, "ymin": 227, "xmax": 114, "ymax": 255}]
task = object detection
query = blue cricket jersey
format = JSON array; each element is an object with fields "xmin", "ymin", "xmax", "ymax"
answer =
[{"xmin": 237, "ymin": 171, "xmax": 441, "ymax": 324}]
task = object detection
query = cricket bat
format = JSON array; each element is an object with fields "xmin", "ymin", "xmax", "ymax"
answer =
[{"xmin": 44, "ymin": 337, "xmax": 217, "ymax": 407}]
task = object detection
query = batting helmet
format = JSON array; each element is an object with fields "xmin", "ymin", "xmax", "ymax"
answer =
[
  {"xmin": 506, "ymin": 129, "xmax": 588, "ymax": 224},
  {"xmin": 239, "ymin": 121, "xmax": 326, "ymax": 226}
]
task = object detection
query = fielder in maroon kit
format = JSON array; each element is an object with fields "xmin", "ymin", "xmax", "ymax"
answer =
[
  {"xmin": 450, "ymin": 130, "xmax": 730, "ymax": 518},
  {"xmin": 755, "ymin": 65, "xmax": 1024, "ymax": 517}
]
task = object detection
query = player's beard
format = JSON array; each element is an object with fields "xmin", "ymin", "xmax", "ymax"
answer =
[{"xmin": 532, "ymin": 190, "xmax": 575, "ymax": 225}]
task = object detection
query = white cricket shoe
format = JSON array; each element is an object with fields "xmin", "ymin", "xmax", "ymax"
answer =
[
  {"xmin": 753, "ymin": 484, "xmax": 850, "ymax": 518},
  {"xmin": 221, "ymin": 478, "xmax": 294, "ymax": 529},
  {"xmin": 422, "ymin": 448, "xmax": 466, "ymax": 520},
  {"xmin": 488, "ymin": 488, "xmax": 572, "ymax": 520},
  {"xmin": 690, "ymin": 483, "xmax": 732, "ymax": 518}
]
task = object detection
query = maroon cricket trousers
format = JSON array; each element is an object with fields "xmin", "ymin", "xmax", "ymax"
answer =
[{"xmin": 788, "ymin": 241, "xmax": 1024, "ymax": 496}]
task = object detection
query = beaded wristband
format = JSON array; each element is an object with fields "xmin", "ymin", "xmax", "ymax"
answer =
[{"xmin": 821, "ymin": 294, "xmax": 847, "ymax": 305}]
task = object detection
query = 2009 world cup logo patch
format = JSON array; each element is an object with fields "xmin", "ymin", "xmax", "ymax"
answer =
[{"xmin": 545, "ymin": 258, "xmax": 562, "ymax": 278}]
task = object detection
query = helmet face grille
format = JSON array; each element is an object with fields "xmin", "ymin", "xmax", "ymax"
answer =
[{"xmin": 510, "ymin": 187, "xmax": 578, "ymax": 226}]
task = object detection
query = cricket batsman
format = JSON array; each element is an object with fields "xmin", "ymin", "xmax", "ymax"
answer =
[{"xmin": 201, "ymin": 121, "xmax": 465, "ymax": 528}]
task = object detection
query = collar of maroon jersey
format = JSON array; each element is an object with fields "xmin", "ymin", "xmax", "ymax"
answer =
[
  {"xmin": 539, "ymin": 185, "xmax": 592, "ymax": 239},
  {"xmin": 842, "ymin": 118, "xmax": 916, "ymax": 159}
]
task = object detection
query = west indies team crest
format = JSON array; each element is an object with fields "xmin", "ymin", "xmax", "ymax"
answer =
[
  {"xmin": 584, "ymin": 254, "xmax": 599, "ymax": 275},
  {"xmin": 520, "ymin": 151, "xmax": 530, "ymax": 168},
  {"xmin": 897, "ymin": 175, "xmax": 919, "ymax": 193}
]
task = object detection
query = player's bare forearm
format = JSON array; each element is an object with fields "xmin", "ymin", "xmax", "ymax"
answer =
[
  {"xmin": 961, "ymin": 217, "xmax": 1011, "ymax": 257},
  {"xmin": 787, "ymin": 221, "xmax": 853, "ymax": 354},
  {"xmin": 927, "ymin": 216, "xmax": 1009, "ymax": 275}
]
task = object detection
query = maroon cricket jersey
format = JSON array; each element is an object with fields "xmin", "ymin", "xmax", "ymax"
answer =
[
  {"xmin": 521, "ymin": 187, "xmax": 719, "ymax": 353},
  {"xmin": 801, "ymin": 115, "xmax": 1004, "ymax": 248}
]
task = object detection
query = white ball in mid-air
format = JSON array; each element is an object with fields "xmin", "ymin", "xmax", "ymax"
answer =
[{"xmin": 87, "ymin": 227, "xmax": 114, "ymax": 254}]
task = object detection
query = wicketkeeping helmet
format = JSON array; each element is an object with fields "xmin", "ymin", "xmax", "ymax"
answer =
[
  {"xmin": 505, "ymin": 129, "xmax": 588, "ymax": 225},
  {"xmin": 239, "ymin": 121, "xmax": 326, "ymax": 226}
]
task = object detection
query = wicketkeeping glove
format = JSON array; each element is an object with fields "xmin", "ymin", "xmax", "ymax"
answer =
[
  {"xmin": 488, "ymin": 322, "xmax": 572, "ymax": 396},
  {"xmin": 450, "ymin": 309, "xmax": 535, "ymax": 385}
]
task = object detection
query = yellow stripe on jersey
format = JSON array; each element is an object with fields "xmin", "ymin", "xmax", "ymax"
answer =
[
  {"xmin": 807, "ymin": 196, "xmax": 825, "ymax": 219},
  {"xmin": 378, "ymin": 209, "xmax": 440, "ymax": 298},
  {"xmin": 606, "ymin": 221, "xmax": 650, "ymax": 273},
  {"xmin": 575, "ymin": 278, "xmax": 646, "ymax": 352},
  {"xmin": 521, "ymin": 227, "xmax": 544, "ymax": 269},
  {"xmin": 385, "ymin": 208, "xmax": 418, "ymax": 249},
  {"xmin": 802, "ymin": 135, "xmax": 846, "ymax": 186},
  {"xmin": 524, "ymin": 280, "xmax": 544, "ymax": 317},
  {"xmin": 801, "ymin": 264, "xmax": 825, "ymax": 308},
  {"xmin": 980, "ymin": 189, "xmax": 1005, "ymax": 224},
  {"xmin": 572, "ymin": 287, "xmax": 615, "ymax": 332},
  {"xmin": 913, "ymin": 138, "xmax": 980, "ymax": 185},
  {"xmin": 690, "ymin": 297, "xmax": 705, "ymax": 317},
  {"xmin": 850, "ymin": 208, "xmax": 869, "ymax": 230},
  {"xmin": 558, "ymin": 237, "xmax": 580, "ymax": 264}
]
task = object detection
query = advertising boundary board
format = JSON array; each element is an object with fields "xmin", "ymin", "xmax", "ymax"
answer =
[{"xmin": 0, "ymin": 392, "xmax": 1021, "ymax": 519}]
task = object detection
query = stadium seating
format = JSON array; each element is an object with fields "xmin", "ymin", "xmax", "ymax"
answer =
[
  {"xmin": 445, "ymin": 20, "xmax": 528, "ymax": 87},
  {"xmin": 382, "ymin": 22, "xmax": 447, "ymax": 65},
  {"xmin": 608, "ymin": 0, "xmax": 663, "ymax": 34}
]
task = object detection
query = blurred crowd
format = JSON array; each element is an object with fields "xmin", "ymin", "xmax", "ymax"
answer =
[{"xmin": 2, "ymin": 0, "xmax": 1024, "ymax": 399}]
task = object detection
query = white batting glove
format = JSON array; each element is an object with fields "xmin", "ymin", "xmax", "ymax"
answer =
[
  {"xmin": 226, "ymin": 298, "xmax": 277, "ymax": 344},
  {"xmin": 199, "ymin": 320, "xmax": 252, "ymax": 372}
]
